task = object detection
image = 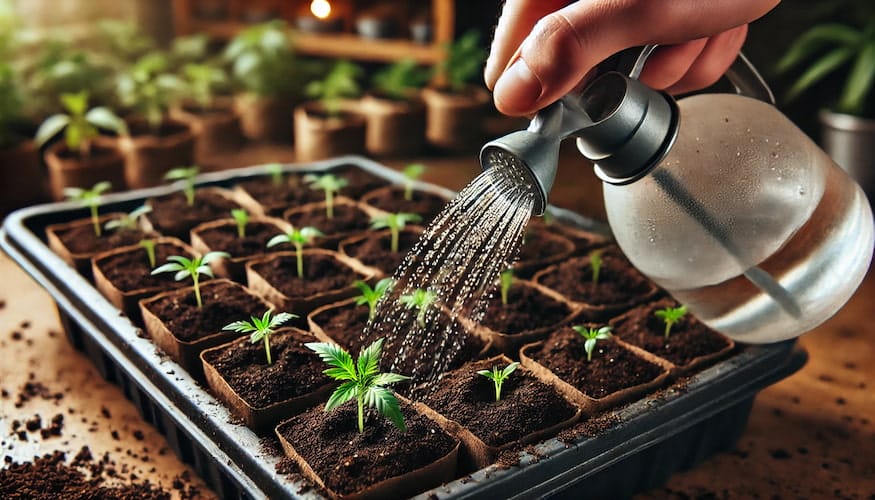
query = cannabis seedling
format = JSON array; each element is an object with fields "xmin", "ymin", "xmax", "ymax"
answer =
[
  {"xmin": 305, "ymin": 60, "xmax": 363, "ymax": 116},
  {"xmin": 477, "ymin": 361, "xmax": 520, "ymax": 402},
  {"xmin": 572, "ymin": 325, "xmax": 613, "ymax": 362},
  {"xmin": 354, "ymin": 278, "xmax": 394, "ymax": 321},
  {"xmin": 589, "ymin": 249, "xmax": 604, "ymax": 285},
  {"xmin": 223, "ymin": 309, "xmax": 296, "ymax": 365},
  {"xmin": 151, "ymin": 251, "xmax": 228, "ymax": 308},
  {"xmin": 654, "ymin": 305, "xmax": 689, "ymax": 339},
  {"xmin": 63, "ymin": 181, "xmax": 112, "ymax": 237},
  {"xmin": 104, "ymin": 205, "xmax": 151, "ymax": 233},
  {"xmin": 140, "ymin": 239, "xmax": 157, "ymax": 268},
  {"xmin": 164, "ymin": 166, "xmax": 199, "ymax": 206},
  {"xmin": 437, "ymin": 30, "xmax": 488, "ymax": 93},
  {"xmin": 499, "ymin": 268, "xmax": 514, "ymax": 306},
  {"xmin": 304, "ymin": 173, "xmax": 347, "ymax": 218},
  {"xmin": 265, "ymin": 163, "xmax": 284, "ymax": 187},
  {"xmin": 267, "ymin": 226, "xmax": 323, "ymax": 278},
  {"xmin": 371, "ymin": 58, "xmax": 430, "ymax": 101},
  {"xmin": 370, "ymin": 212, "xmax": 422, "ymax": 253},
  {"xmin": 399, "ymin": 288, "xmax": 437, "ymax": 327},
  {"xmin": 231, "ymin": 208, "xmax": 249, "ymax": 238},
  {"xmin": 306, "ymin": 338, "xmax": 410, "ymax": 433},
  {"xmin": 402, "ymin": 163, "xmax": 425, "ymax": 201},
  {"xmin": 35, "ymin": 91, "xmax": 128, "ymax": 156}
]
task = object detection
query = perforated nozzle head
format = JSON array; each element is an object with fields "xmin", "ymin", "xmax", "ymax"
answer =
[{"xmin": 480, "ymin": 132, "xmax": 559, "ymax": 216}]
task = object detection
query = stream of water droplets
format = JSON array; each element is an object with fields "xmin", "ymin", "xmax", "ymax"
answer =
[{"xmin": 362, "ymin": 159, "xmax": 536, "ymax": 393}]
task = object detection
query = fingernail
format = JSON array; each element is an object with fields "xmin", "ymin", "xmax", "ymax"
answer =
[{"xmin": 494, "ymin": 58, "xmax": 542, "ymax": 111}]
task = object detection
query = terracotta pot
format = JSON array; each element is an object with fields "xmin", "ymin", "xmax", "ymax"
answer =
[
  {"xmin": 169, "ymin": 98, "xmax": 245, "ymax": 164},
  {"xmin": 115, "ymin": 118, "xmax": 196, "ymax": 189},
  {"xmin": 189, "ymin": 215, "xmax": 291, "ymax": 282},
  {"xmin": 293, "ymin": 101, "xmax": 366, "ymax": 162},
  {"xmin": 233, "ymin": 93, "xmax": 297, "ymax": 143},
  {"xmin": 421, "ymin": 85, "xmax": 490, "ymax": 151},
  {"xmin": 360, "ymin": 93, "xmax": 426, "ymax": 157},
  {"xmin": 0, "ymin": 139, "xmax": 49, "ymax": 212},
  {"xmin": 44, "ymin": 142, "xmax": 126, "ymax": 201}
]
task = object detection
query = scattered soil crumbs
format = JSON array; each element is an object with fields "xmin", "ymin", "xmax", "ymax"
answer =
[{"xmin": 14, "ymin": 381, "xmax": 63, "ymax": 408}]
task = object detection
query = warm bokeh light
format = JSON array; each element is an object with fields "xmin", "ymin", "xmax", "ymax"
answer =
[{"xmin": 310, "ymin": 0, "xmax": 331, "ymax": 19}]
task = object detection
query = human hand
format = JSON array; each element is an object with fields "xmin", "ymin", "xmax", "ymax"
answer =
[{"xmin": 485, "ymin": 0, "xmax": 780, "ymax": 116}]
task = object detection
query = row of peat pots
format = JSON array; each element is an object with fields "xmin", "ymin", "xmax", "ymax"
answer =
[{"xmin": 44, "ymin": 163, "xmax": 737, "ymax": 498}]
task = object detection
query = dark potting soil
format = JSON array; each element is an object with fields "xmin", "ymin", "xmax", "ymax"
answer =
[
  {"xmin": 479, "ymin": 284, "xmax": 572, "ymax": 335},
  {"xmin": 528, "ymin": 327, "xmax": 665, "ymax": 399},
  {"xmin": 311, "ymin": 301, "xmax": 370, "ymax": 352},
  {"xmin": 276, "ymin": 400, "xmax": 456, "ymax": 496},
  {"xmin": 285, "ymin": 203, "xmax": 371, "ymax": 237},
  {"xmin": 236, "ymin": 176, "xmax": 324, "ymax": 214},
  {"xmin": 127, "ymin": 120, "xmax": 189, "ymax": 138},
  {"xmin": 363, "ymin": 187, "xmax": 448, "ymax": 222},
  {"xmin": 249, "ymin": 253, "xmax": 363, "ymax": 298},
  {"xmin": 612, "ymin": 300, "xmax": 733, "ymax": 367},
  {"xmin": 54, "ymin": 222, "xmax": 151, "ymax": 255},
  {"xmin": 195, "ymin": 220, "xmax": 289, "ymax": 258},
  {"xmin": 146, "ymin": 190, "xmax": 241, "ymax": 239},
  {"xmin": 537, "ymin": 254, "xmax": 653, "ymax": 306},
  {"xmin": 144, "ymin": 281, "xmax": 268, "ymax": 342},
  {"xmin": 54, "ymin": 143, "xmax": 120, "ymax": 160},
  {"xmin": 342, "ymin": 229, "xmax": 420, "ymax": 274},
  {"xmin": 95, "ymin": 242, "xmax": 193, "ymax": 292},
  {"xmin": 332, "ymin": 164, "xmax": 391, "ymax": 198},
  {"xmin": 517, "ymin": 230, "xmax": 572, "ymax": 264},
  {"xmin": 423, "ymin": 359, "xmax": 577, "ymax": 447},
  {"xmin": 202, "ymin": 330, "xmax": 330, "ymax": 408}
]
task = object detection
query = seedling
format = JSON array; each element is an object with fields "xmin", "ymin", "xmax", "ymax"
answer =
[
  {"xmin": 371, "ymin": 58, "xmax": 430, "ymax": 101},
  {"xmin": 572, "ymin": 325, "xmax": 613, "ymax": 362},
  {"xmin": 654, "ymin": 305, "xmax": 689, "ymax": 339},
  {"xmin": 35, "ymin": 91, "xmax": 128, "ymax": 156},
  {"xmin": 267, "ymin": 226, "xmax": 323, "ymax": 278},
  {"xmin": 104, "ymin": 205, "xmax": 151, "ymax": 233},
  {"xmin": 182, "ymin": 62, "xmax": 227, "ymax": 110},
  {"xmin": 63, "ymin": 181, "xmax": 112, "ymax": 237},
  {"xmin": 437, "ymin": 30, "xmax": 487, "ymax": 93},
  {"xmin": 399, "ymin": 288, "xmax": 437, "ymax": 327},
  {"xmin": 0, "ymin": 63, "xmax": 23, "ymax": 149},
  {"xmin": 265, "ymin": 163, "xmax": 284, "ymax": 187},
  {"xmin": 305, "ymin": 59, "xmax": 363, "ymax": 116},
  {"xmin": 306, "ymin": 338, "xmax": 410, "ymax": 433},
  {"xmin": 401, "ymin": 163, "xmax": 425, "ymax": 201},
  {"xmin": 164, "ymin": 166, "xmax": 199, "ymax": 206},
  {"xmin": 231, "ymin": 208, "xmax": 249, "ymax": 238},
  {"xmin": 223, "ymin": 309, "xmax": 296, "ymax": 365},
  {"xmin": 370, "ymin": 212, "xmax": 422, "ymax": 253},
  {"xmin": 117, "ymin": 52, "xmax": 185, "ymax": 130},
  {"xmin": 499, "ymin": 268, "xmax": 514, "ymax": 306},
  {"xmin": 223, "ymin": 20, "xmax": 301, "ymax": 98},
  {"xmin": 304, "ymin": 173, "xmax": 347, "ymax": 218},
  {"xmin": 477, "ymin": 361, "xmax": 520, "ymax": 402},
  {"xmin": 354, "ymin": 278, "xmax": 394, "ymax": 321},
  {"xmin": 139, "ymin": 239, "xmax": 157, "ymax": 268},
  {"xmin": 542, "ymin": 209, "xmax": 555, "ymax": 226},
  {"xmin": 151, "ymin": 251, "xmax": 228, "ymax": 308},
  {"xmin": 589, "ymin": 249, "xmax": 604, "ymax": 285}
]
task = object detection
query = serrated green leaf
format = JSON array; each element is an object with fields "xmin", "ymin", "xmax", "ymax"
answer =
[
  {"xmin": 364, "ymin": 386, "xmax": 406, "ymax": 432},
  {"xmin": 223, "ymin": 320, "xmax": 256, "ymax": 333},
  {"xmin": 323, "ymin": 367, "xmax": 357, "ymax": 381},
  {"xmin": 357, "ymin": 338, "xmax": 383, "ymax": 379},
  {"xmin": 306, "ymin": 342, "xmax": 356, "ymax": 380},
  {"xmin": 325, "ymin": 380, "xmax": 358, "ymax": 411},
  {"xmin": 371, "ymin": 372, "xmax": 410, "ymax": 386}
]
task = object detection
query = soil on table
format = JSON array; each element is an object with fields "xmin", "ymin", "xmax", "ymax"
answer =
[
  {"xmin": 94, "ymin": 241, "xmax": 193, "ymax": 292},
  {"xmin": 53, "ymin": 221, "xmax": 151, "ymax": 255},
  {"xmin": 537, "ymin": 254, "xmax": 653, "ymax": 306},
  {"xmin": 249, "ymin": 253, "xmax": 362, "ymax": 298},
  {"xmin": 276, "ymin": 400, "xmax": 456, "ymax": 496},
  {"xmin": 612, "ymin": 300, "xmax": 733, "ymax": 367},
  {"xmin": 423, "ymin": 359, "xmax": 577, "ymax": 447},
  {"xmin": 363, "ymin": 187, "xmax": 447, "ymax": 222},
  {"xmin": 285, "ymin": 203, "xmax": 371, "ymax": 237},
  {"xmin": 202, "ymin": 330, "xmax": 330, "ymax": 408},
  {"xmin": 311, "ymin": 301, "xmax": 370, "ymax": 352},
  {"xmin": 478, "ymin": 284, "xmax": 572, "ymax": 334},
  {"xmin": 195, "ymin": 220, "xmax": 289, "ymax": 258},
  {"xmin": 528, "ymin": 327, "xmax": 664, "ymax": 399},
  {"xmin": 146, "ymin": 190, "xmax": 241, "ymax": 239},
  {"xmin": 144, "ymin": 281, "xmax": 267, "ymax": 342},
  {"xmin": 342, "ymin": 229, "xmax": 420, "ymax": 274},
  {"xmin": 236, "ymin": 176, "xmax": 324, "ymax": 215}
]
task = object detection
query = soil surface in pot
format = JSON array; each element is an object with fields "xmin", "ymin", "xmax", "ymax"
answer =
[
  {"xmin": 517, "ymin": 230, "xmax": 572, "ymax": 264},
  {"xmin": 236, "ymin": 176, "xmax": 324, "ymax": 214},
  {"xmin": 479, "ymin": 284, "xmax": 572, "ymax": 335},
  {"xmin": 277, "ymin": 400, "xmax": 456, "ymax": 496},
  {"xmin": 342, "ymin": 229, "xmax": 420, "ymax": 274},
  {"xmin": 250, "ymin": 253, "xmax": 362, "ymax": 298},
  {"xmin": 612, "ymin": 301, "xmax": 732, "ymax": 367},
  {"xmin": 202, "ymin": 330, "xmax": 330, "ymax": 408},
  {"xmin": 128, "ymin": 120, "xmax": 190, "ymax": 138},
  {"xmin": 423, "ymin": 359, "xmax": 577, "ymax": 447},
  {"xmin": 285, "ymin": 204, "xmax": 371, "ymax": 237},
  {"xmin": 196, "ymin": 221, "xmax": 289, "ymax": 258},
  {"xmin": 332, "ymin": 165, "xmax": 390, "ymax": 198},
  {"xmin": 537, "ymin": 254, "xmax": 653, "ymax": 306},
  {"xmin": 146, "ymin": 190, "xmax": 240, "ymax": 239},
  {"xmin": 53, "ymin": 222, "xmax": 151, "ymax": 255},
  {"xmin": 528, "ymin": 328, "xmax": 664, "ymax": 399},
  {"xmin": 54, "ymin": 143, "xmax": 120, "ymax": 161},
  {"xmin": 363, "ymin": 188, "xmax": 447, "ymax": 222},
  {"xmin": 311, "ymin": 301, "xmax": 370, "ymax": 352},
  {"xmin": 144, "ymin": 281, "xmax": 266, "ymax": 342},
  {"xmin": 95, "ymin": 241, "xmax": 193, "ymax": 292}
]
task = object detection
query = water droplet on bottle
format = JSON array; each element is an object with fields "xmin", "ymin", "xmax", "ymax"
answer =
[
  {"xmin": 771, "ymin": 152, "xmax": 779, "ymax": 159},
  {"xmin": 798, "ymin": 186, "xmax": 806, "ymax": 196}
]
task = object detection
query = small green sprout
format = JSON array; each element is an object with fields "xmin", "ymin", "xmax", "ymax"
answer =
[
  {"xmin": 401, "ymin": 163, "xmax": 426, "ymax": 201},
  {"xmin": 231, "ymin": 208, "xmax": 249, "ymax": 238},
  {"xmin": 589, "ymin": 249, "xmax": 604, "ymax": 285},
  {"xmin": 499, "ymin": 268, "xmax": 514, "ymax": 306},
  {"xmin": 35, "ymin": 91, "xmax": 128, "ymax": 156},
  {"xmin": 370, "ymin": 212, "xmax": 422, "ymax": 253},
  {"xmin": 371, "ymin": 58, "xmax": 430, "ymax": 101},
  {"xmin": 542, "ymin": 208, "xmax": 555, "ymax": 226},
  {"xmin": 182, "ymin": 62, "xmax": 227, "ymax": 110},
  {"xmin": 139, "ymin": 239, "xmax": 157, "ymax": 268},
  {"xmin": 572, "ymin": 325, "xmax": 613, "ymax": 362},
  {"xmin": 265, "ymin": 163, "xmax": 284, "ymax": 187},
  {"xmin": 104, "ymin": 205, "xmax": 151, "ymax": 233},
  {"xmin": 164, "ymin": 166, "xmax": 199, "ymax": 206},
  {"xmin": 305, "ymin": 60, "xmax": 363, "ymax": 116},
  {"xmin": 267, "ymin": 226, "xmax": 324, "ymax": 278},
  {"xmin": 354, "ymin": 278, "xmax": 394, "ymax": 321},
  {"xmin": 223, "ymin": 309, "xmax": 297, "ymax": 365},
  {"xmin": 306, "ymin": 338, "xmax": 410, "ymax": 433},
  {"xmin": 477, "ymin": 361, "xmax": 520, "ymax": 402},
  {"xmin": 151, "ymin": 251, "xmax": 228, "ymax": 308},
  {"xmin": 654, "ymin": 305, "xmax": 689, "ymax": 339},
  {"xmin": 63, "ymin": 181, "xmax": 112, "ymax": 237},
  {"xmin": 304, "ymin": 173, "xmax": 348, "ymax": 219},
  {"xmin": 399, "ymin": 288, "xmax": 437, "ymax": 327}
]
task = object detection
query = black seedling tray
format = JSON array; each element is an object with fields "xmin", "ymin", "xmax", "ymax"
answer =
[{"xmin": 1, "ymin": 156, "xmax": 807, "ymax": 499}]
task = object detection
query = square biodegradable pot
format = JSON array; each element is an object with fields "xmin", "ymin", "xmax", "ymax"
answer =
[
  {"xmin": 142, "ymin": 186, "xmax": 244, "ymax": 240},
  {"xmin": 232, "ymin": 174, "xmax": 325, "ymax": 217},
  {"xmin": 338, "ymin": 226, "xmax": 424, "ymax": 278},
  {"xmin": 360, "ymin": 185, "xmax": 450, "ymax": 224},
  {"xmin": 307, "ymin": 297, "xmax": 371, "ymax": 353},
  {"xmin": 189, "ymin": 215, "xmax": 292, "ymax": 282},
  {"xmin": 283, "ymin": 196, "xmax": 383, "ymax": 249},
  {"xmin": 514, "ymin": 228, "xmax": 575, "ymax": 278}
]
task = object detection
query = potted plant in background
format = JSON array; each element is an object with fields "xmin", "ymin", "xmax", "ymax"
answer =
[
  {"xmin": 294, "ymin": 60, "xmax": 366, "ymax": 161},
  {"xmin": 777, "ymin": 5, "xmax": 875, "ymax": 195},
  {"xmin": 362, "ymin": 58, "xmax": 430, "ymax": 157},
  {"xmin": 422, "ymin": 30, "xmax": 490, "ymax": 151}
]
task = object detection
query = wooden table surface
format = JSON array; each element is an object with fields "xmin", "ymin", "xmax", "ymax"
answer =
[{"xmin": 1, "ymin": 141, "xmax": 873, "ymax": 498}]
